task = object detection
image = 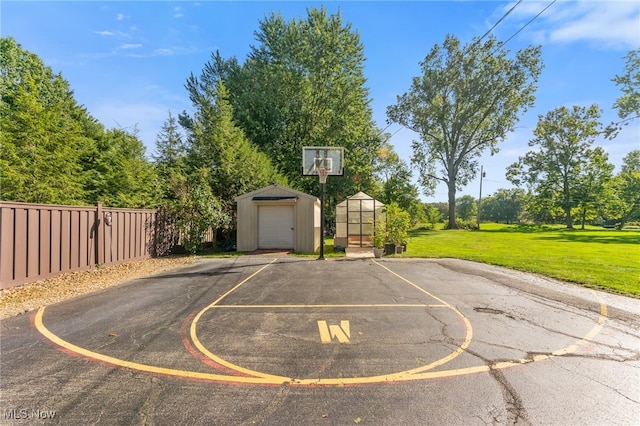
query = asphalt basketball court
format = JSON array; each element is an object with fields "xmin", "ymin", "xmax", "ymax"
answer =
[{"xmin": 32, "ymin": 255, "xmax": 607, "ymax": 386}]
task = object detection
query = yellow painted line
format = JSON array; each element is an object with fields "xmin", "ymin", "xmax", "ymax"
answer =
[
  {"xmin": 34, "ymin": 307, "xmax": 286, "ymax": 385},
  {"xmin": 189, "ymin": 258, "xmax": 473, "ymax": 380},
  {"xmin": 34, "ymin": 259, "xmax": 609, "ymax": 386},
  {"xmin": 189, "ymin": 258, "xmax": 289, "ymax": 380},
  {"xmin": 402, "ymin": 289, "xmax": 609, "ymax": 382},
  {"xmin": 208, "ymin": 304, "xmax": 448, "ymax": 308},
  {"xmin": 371, "ymin": 260, "xmax": 474, "ymax": 375}
]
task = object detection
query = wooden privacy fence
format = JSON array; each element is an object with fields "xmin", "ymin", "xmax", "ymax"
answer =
[{"xmin": 0, "ymin": 201, "xmax": 163, "ymax": 289}]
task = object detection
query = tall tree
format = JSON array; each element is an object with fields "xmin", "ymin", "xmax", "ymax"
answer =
[
  {"xmin": 610, "ymin": 150, "xmax": 640, "ymax": 226},
  {"xmin": 154, "ymin": 111, "xmax": 186, "ymax": 202},
  {"xmin": 573, "ymin": 147, "xmax": 614, "ymax": 229},
  {"xmin": 193, "ymin": 8, "xmax": 382, "ymax": 201},
  {"xmin": 387, "ymin": 34, "xmax": 542, "ymax": 229},
  {"xmin": 183, "ymin": 81, "xmax": 287, "ymax": 222},
  {"xmin": 87, "ymin": 128, "xmax": 160, "ymax": 208},
  {"xmin": 607, "ymin": 49, "xmax": 640, "ymax": 138},
  {"xmin": 374, "ymin": 141, "xmax": 423, "ymax": 224},
  {"xmin": 456, "ymin": 195, "xmax": 477, "ymax": 223},
  {"xmin": 0, "ymin": 37, "xmax": 97, "ymax": 204},
  {"xmin": 480, "ymin": 188, "xmax": 525, "ymax": 224},
  {"xmin": 154, "ymin": 110, "xmax": 185, "ymax": 169},
  {"xmin": 507, "ymin": 105, "xmax": 610, "ymax": 229}
]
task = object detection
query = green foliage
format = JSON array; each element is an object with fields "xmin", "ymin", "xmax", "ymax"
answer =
[
  {"xmin": 456, "ymin": 195, "xmax": 477, "ymax": 222},
  {"xmin": 507, "ymin": 105, "xmax": 613, "ymax": 229},
  {"xmin": 86, "ymin": 128, "xmax": 160, "ymax": 208},
  {"xmin": 197, "ymin": 8, "xmax": 382, "ymax": 203},
  {"xmin": 1, "ymin": 37, "xmax": 159, "ymax": 209},
  {"xmin": 182, "ymin": 81, "xmax": 287, "ymax": 223},
  {"xmin": 388, "ymin": 34, "xmax": 542, "ymax": 229},
  {"xmin": 1, "ymin": 37, "xmax": 98, "ymax": 204},
  {"xmin": 154, "ymin": 111, "xmax": 185, "ymax": 169},
  {"xmin": 369, "ymin": 217, "xmax": 387, "ymax": 249},
  {"xmin": 154, "ymin": 111, "xmax": 187, "ymax": 203},
  {"xmin": 385, "ymin": 203, "xmax": 411, "ymax": 245},
  {"xmin": 480, "ymin": 188, "xmax": 525, "ymax": 224},
  {"xmin": 169, "ymin": 169, "xmax": 228, "ymax": 254},
  {"xmin": 374, "ymin": 141, "xmax": 424, "ymax": 225},
  {"xmin": 423, "ymin": 205, "xmax": 442, "ymax": 229},
  {"xmin": 608, "ymin": 150, "xmax": 640, "ymax": 226},
  {"xmin": 607, "ymin": 48, "xmax": 640, "ymax": 137}
]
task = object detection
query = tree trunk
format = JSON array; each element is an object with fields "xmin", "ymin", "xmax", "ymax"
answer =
[
  {"xmin": 564, "ymin": 206, "xmax": 574, "ymax": 229},
  {"xmin": 447, "ymin": 181, "xmax": 458, "ymax": 229}
]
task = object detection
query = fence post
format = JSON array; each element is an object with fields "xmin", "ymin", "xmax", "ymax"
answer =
[{"xmin": 96, "ymin": 202, "xmax": 104, "ymax": 266}]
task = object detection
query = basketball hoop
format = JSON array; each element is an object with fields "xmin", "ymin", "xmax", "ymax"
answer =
[{"xmin": 317, "ymin": 167, "xmax": 328, "ymax": 184}]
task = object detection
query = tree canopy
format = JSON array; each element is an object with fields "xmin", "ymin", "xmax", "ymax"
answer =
[
  {"xmin": 1, "ymin": 37, "xmax": 97, "ymax": 204},
  {"xmin": 610, "ymin": 150, "xmax": 640, "ymax": 226},
  {"xmin": 187, "ymin": 8, "xmax": 383, "ymax": 206},
  {"xmin": 612, "ymin": 49, "xmax": 640, "ymax": 124},
  {"xmin": 507, "ymin": 105, "xmax": 613, "ymax": 229},
  {"xmin": 1, "ymin": 37, "xmax": 158, "ymax": 208},
  {"xmin": 387, "ymin": 34, "xmax": 542, "ymax": 229}
]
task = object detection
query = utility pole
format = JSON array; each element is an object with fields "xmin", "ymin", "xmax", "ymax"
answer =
[{"xmin": 477, "ymin": 165, "xmax": 485, "ymax": 230}]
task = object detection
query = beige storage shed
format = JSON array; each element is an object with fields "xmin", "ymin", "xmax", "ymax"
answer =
[{"xmin": 235, "ymin": 184, "xmax": 320, "ymax": 253}]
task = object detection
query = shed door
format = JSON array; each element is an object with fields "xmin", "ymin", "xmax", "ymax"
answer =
[{"xmin": 258, "ymin": 205, "xmax": 294, "ymax": 249}]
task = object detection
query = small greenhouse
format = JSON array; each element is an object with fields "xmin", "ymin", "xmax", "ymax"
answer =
[{"xmin": 334, "ymin": 192, "xmax": 385, "ymax": 248}]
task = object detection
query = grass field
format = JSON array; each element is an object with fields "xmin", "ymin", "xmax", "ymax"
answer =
[
  {"xmin": 399, "ymin": 223, "xmax": 640, "ymax": 297},
  {"xmin": 207, "ymin": 223, "xmax": 639, "ymax": 297}
]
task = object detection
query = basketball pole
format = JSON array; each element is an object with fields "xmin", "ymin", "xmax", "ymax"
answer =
[{"xmin": 319, "ymin": 178, "xmax": 325, "ymax": 260}]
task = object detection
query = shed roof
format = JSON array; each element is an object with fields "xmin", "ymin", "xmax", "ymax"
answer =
[{"xmin": 234, "ymin": 184, "xmax": 319, "ymax": 203}]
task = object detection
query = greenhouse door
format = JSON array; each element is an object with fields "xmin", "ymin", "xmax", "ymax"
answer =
[{"xmin": 258, "ymin": 205, "xmax": 294, "ymax": 249}]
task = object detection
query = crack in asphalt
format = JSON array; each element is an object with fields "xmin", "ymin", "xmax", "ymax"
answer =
[
  {"xmin": 463, "ymin": 347, "xmax": 532, "ymax": 425},
  {"xmin": 137, "ymin": 376, "xmax": 164, "ymax": 425},
  {"xmin": 489, "ymin": 367, "xmax": 531, "ymax": 425},
  {"xmin": 550, "ymin": 357, "xmax": 640, "ymax": 404},
  {"xmin": 471, "ymin": 305, "xmax": 640, "ymax": 362}
]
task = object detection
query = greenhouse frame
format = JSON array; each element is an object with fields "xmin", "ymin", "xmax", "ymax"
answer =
[{"xmin": 333, "ymin": 192, "xmax": 385, "ymax": 248}]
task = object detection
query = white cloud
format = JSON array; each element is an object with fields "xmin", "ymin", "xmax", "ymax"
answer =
[
  {"xmin": 119, "ymin": 43, "xmax": 142, "ymax": 50},
  {"xmin": 154, "ymin": 48, "xmax": 174, "ymax": 56},
  {"xmin": 116, "ymin": 13, "xmax": 127, "ymax": 21},
  {"xmin": 506, "ymin": 1, "xmax": 640, "ymax": 50},
  {"xmin": 549, "ymin": 2, "xmax": 640, "ymax": 49},
  {"xmin": 95, "ymin": 30, "xmax": 130, "ymax": 38}
]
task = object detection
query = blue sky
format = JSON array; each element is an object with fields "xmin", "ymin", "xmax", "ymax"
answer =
[{"xmin": 2, "ymin": 1, "xmax": 639, "ymax": 202}]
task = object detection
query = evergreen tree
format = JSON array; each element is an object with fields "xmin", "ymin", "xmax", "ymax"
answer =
[
  {"xmin": 183, "ymin": 81, "xmax": 287, "ymax": 221},
  {"xmin": 88, "ymin": 128, "xmax": 160, "ymax": 208},
  {"xmin": 154, "ymin": 111, "xmax": 186, "ymax": 202},
  {"xmin": 1, "ymin": 37, "xmax": 96, "ymax": 204}
]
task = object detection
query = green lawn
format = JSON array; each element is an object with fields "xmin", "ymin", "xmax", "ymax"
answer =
[
  {"xmin": 206, "ymin": 223, "xmax": 639, "ymax": 297},
  {"xmin": 400, "ymin": 223, "xmax": 640, "ymax": 297}
]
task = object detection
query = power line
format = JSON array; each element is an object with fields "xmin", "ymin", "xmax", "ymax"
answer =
[
  {"xmin": 499, "ymin": 0, "xmax": 557, "ymax": 49},
  {"xmin": 475, "ymin": 0, "xmax": 523, "ymax": 46}
]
